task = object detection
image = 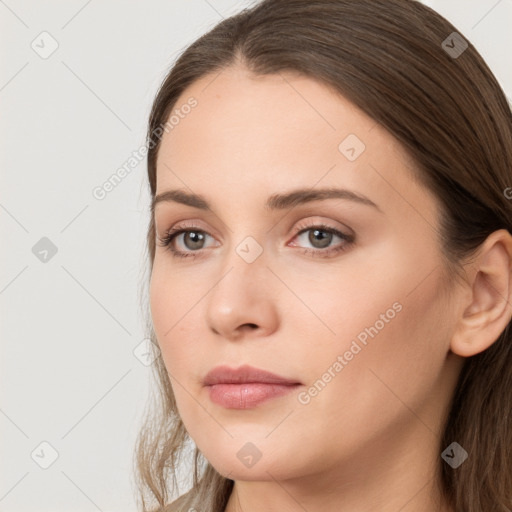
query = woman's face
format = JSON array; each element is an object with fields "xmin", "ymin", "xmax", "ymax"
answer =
[{"xmin": 149, "ymin": 65, "xmax": 464, "ymax": 483}]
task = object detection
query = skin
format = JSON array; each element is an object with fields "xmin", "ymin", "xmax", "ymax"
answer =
[{"xmin": 149, "ymin": 64, "xmax": 512, "ymax": 512}]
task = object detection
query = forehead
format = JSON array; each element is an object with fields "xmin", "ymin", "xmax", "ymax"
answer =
[
  {"xmin": 157, "ymin": 66, "xmax": 378, "ymax": 170},
  {"xmin": 154, "ymin": 65, "xmax": 437, "ymax": 226}
]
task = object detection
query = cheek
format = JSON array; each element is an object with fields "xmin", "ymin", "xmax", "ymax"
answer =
[
  {"xmin": 149, "ymin": 268, "xmax": 170, "ymax": 345},
  {"xmin": 299, "ymin": 263, "xmax": 450, "ymax": 428},
  {"xmin": 149, "ymin": 265, "xmax": 197, "ymax": 373}
]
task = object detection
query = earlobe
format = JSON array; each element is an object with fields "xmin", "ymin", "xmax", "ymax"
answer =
[{"xmin": 450, "ymin": 229, "xmax": 512, "ymax": 358}]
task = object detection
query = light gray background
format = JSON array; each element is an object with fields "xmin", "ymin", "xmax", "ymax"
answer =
[{"xmin": 1, "ymin": 1, "xmax": 510, "ymax": 510}]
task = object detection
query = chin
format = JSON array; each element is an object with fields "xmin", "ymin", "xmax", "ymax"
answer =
[
  {"xmin": 206, "ymin": 448, "xmax": 298, "ymax": 481},
  {"xmin": 212, "ymin": 462, "xmax": 275, "ymax": 481}
]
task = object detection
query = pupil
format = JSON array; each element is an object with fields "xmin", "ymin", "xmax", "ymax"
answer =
[
  {"xmin": 186, "ymin": 231, "xmax": 204, "ymax": 249},
  {"xmin": 310, "ymin": 229, "xmax": 331, "ymax": 248}
]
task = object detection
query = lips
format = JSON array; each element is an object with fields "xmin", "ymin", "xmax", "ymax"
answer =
[
  {"xmin": 203, "ymin": 364, "xmax": 302, "ymax": 409},
  {"xmin": 203, "ymin": 364, "xmax": 301, "ymax": 386}
]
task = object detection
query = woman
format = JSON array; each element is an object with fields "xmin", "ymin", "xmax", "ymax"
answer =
[{"xmin": 134, "ymin": 0, "xmax": 512, "ymax": 510}]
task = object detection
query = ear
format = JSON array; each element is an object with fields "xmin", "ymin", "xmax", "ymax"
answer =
[{"xmin": 451, "ymin": 229, "xmax": 512, "ymax": 357}]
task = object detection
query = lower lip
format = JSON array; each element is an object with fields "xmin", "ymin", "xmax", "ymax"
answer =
[{"xmin": 206, "ymin": 383, "xmax": 300, "ymax": 409}]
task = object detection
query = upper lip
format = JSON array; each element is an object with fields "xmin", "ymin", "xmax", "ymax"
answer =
[{"xmin": 203, "ymin": 364, "xmax": 301, "ymax": 386}]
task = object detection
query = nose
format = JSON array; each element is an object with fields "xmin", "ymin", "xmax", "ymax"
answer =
[{"xmin": 205, "ymin": 253, "xmax": 279, "ymax": 341}]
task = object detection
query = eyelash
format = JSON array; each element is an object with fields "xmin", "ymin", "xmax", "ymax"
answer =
[{"xmin": 156, "ymin": 221, "xmax": 355, "ymax": 260}]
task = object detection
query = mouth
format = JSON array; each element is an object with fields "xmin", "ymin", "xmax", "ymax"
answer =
[{"xmin": 203, "ymin": 364, "xmax": 302, "ymax": 409}]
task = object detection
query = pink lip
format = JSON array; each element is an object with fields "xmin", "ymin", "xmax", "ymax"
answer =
[{"xmin": 203, "ymin": 364, "xmax": 302, "ymax": 409}]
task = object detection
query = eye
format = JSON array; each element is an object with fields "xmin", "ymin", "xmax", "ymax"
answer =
[
  {"xmin": 156, "ymin": 224, "xmax": 215, "ymax": 259},
  {"xmin": 156, "ymin": 221, "xmax": 355, "ymax": 259},
  {"xmin": 289, "ymin": 222, "xmax": 354, "ymax": 258}
]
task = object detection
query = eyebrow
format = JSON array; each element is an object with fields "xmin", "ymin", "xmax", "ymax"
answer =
[{"xmin": 151, "ymin": 187, "xmax": 382, "ymax": 215}]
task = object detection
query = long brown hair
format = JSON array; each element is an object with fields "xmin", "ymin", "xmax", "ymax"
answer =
[{"xmin": 134, "ymin": 1, "xmax": 512, "ymax": 510}]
